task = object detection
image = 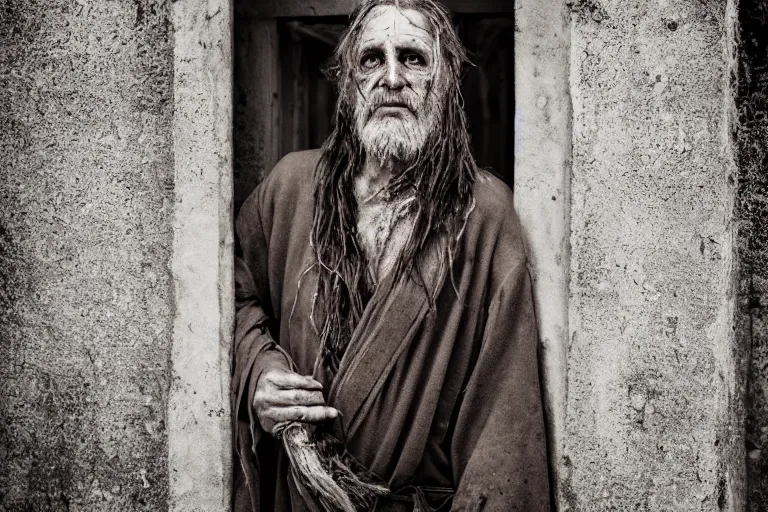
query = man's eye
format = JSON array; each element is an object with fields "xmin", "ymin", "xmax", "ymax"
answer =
[
  {"xmin": 402, "ymin": 53, "xmax": 425, "ymax": 66},
  {"xmin": 361, "ymin": 54, "xmax": 381, "ymax": 69}
]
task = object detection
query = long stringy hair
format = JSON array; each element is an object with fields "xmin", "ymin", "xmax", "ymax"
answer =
[{"xmin": 310, "ymin": 0, "xmax": 478, "ymax": 377}]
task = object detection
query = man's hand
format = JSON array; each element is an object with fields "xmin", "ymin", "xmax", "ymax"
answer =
[{"xmin": 253, "ymin": 368, "xmax": 339, "ymax": 434}]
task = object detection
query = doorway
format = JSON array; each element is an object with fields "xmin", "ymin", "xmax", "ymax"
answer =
[{"xmin": 233, "ymin": 1, "xmax": 515, "ymax": 211}]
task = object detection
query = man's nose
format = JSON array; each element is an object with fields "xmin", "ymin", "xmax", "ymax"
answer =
[{"xmin": 381, "ymin": 58, "xmax": 406, "ymax": 89}]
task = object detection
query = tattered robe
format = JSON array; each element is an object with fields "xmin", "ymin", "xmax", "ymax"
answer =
[{"xmin": 232, "ymin": 150, "xmax": 550, "ymax": 512}]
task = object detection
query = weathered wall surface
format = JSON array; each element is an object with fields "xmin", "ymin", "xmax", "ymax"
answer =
[
  {"xmin": 512, "ymin": 0, "xmax": 571, "ymax": 506},
  {"xmin": 736, "ymin": 0, "xmax": 768, "ymax": 509},
  {"xmin": 564, "ymin": 0, "xmax": 743, "ymax": 510},
  {"xmin": 0, "ymin": 1, "xmax": 174, "ymax": 510},
  {"xmin": 167, "ymin": 0, "xmax": 233, "ymax": 510}
]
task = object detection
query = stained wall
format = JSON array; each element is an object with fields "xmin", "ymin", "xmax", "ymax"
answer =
[
  {"xmin": 0, "ymin": 1, "xmax": 174, "ymax": 510},
  {"xmin": 563, "ymin": 0, "xmax": 744, "ymax": 509}
]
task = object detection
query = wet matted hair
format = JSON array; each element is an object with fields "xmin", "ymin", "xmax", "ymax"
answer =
[{"xmin": 310, "ymin": 0, "xmax": 478, "ymax": 377}]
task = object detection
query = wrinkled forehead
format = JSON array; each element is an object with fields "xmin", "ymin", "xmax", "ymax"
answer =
[{"xmin": 357, "ymin": 5, "xmax": 436, "ymax": 49}]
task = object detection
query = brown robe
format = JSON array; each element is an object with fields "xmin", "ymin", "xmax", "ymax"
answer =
[{"xmin": 232, "ymin": 149, "xmax": 550, "ymax": 512}]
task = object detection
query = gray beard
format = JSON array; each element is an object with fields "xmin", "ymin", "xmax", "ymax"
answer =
[
  {"xmin": 360, "ymin": 114, "xmax": 427, "ymax": 164},
  {"xmin": 356, "ymin": 101, "xmax": 441, "ymax": 165}
]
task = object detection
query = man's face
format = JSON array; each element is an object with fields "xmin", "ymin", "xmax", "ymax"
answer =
[{"xmin": 352, "ymin": 6, "xmax": 443, "ymax": 164}]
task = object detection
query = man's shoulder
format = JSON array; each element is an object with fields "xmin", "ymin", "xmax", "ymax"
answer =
[
  {"xmin": 465, "ymin": 169, "xmax": 528, "ymax": 266},
  {"xmin": 471, "ymin": 169, "xmax": 519, "ymax": 230},
  {"xmin": 275, "ymin": 148, "xmax": 324, "ymax": 172},
  {"xmin": 240, "ymin": 149, "xmax": 321, "ymax": 218},
  {"xmin": 261, "ymin": 149, "xmax": 322, "ymax": 196}
]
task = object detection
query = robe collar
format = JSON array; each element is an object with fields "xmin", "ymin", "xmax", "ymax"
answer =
[{"xmin": 327, "ymin": 235, "xmax": 449, "ymax": 440}]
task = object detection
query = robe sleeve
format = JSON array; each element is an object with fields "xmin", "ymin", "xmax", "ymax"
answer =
[
  {"xmin": 232, "ymin": 185, "xmax": 294, "ymax": 465},
  {"xmin": 450, "ymin": 259, "xmax": 550, "ymax": 511}
]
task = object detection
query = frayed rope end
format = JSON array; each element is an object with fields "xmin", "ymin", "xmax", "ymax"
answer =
[{"xmin": 277, "ymin": 422, "xmax": 389, "ymax": 512}]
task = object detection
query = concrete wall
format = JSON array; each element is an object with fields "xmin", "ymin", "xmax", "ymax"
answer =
[
  {"xmin": 0, "ymin": 0, "xmax": 762, "ymax": 510},
  {"xmin": 563, "ymin": 0, "xmax": 744, "ymax": 510},
  {"xmin": 513, "ymin": 0, "xmax": 571, "ymax": 506},
  {"xmin": 0, "ymin": 1, "xmax": 174, "ymax": 510}
]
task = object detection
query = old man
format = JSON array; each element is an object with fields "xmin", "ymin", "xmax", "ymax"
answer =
[{"xmin": 232, "ymin": 0, "xmax": 549, "ymax": 510}]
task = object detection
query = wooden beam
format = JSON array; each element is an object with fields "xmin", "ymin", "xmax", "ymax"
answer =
[
  {"xmin": 233, "ymin": 17, "xmax": 281, "ymax": 211},
  {"xmin": 247, "ymin": 0, "xmax": 515, "ymax": 18}
]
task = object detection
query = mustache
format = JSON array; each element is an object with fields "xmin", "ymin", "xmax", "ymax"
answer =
[{"xmin": 365, "ymin": 91, "xmax": 419, "ymax": 116}]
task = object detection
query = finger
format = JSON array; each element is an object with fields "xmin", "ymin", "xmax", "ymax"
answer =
[
  {"xmin": 267, "ymin": 371, "xmax": 323, "ymax": 390},
  {"xmin": 266, "ymin": 389, "xmax": 325, "ymax": 407},
  {"xmin": 265, "ymin": 406, "xmax": 339, "ymax": 424}
]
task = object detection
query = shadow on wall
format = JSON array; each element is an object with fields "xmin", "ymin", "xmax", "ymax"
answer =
[{"xmin": 737, "ymin": 0, "xmax": 768, "ymax": 510}]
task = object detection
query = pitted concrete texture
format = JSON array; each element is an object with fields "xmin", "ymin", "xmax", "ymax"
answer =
[
  {"xmin": 736, "ymin": 0, "xmax": 768, "ymax": 509},
  {"xmin": 0, "ymin": 1, "xmax": 173, "ymax": 510},
  {"xmin": 564, "ymin": 0, "xmax": 743, "ymax": 510}
]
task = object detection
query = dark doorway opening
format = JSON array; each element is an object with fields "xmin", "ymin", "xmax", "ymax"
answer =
[{"xmin": 234, "ymin": 4, "xmax": 515, "ymax": 212}]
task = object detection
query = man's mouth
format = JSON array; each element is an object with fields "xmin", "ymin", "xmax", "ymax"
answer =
[
  {"xmin": 378, "ymin": 101, "xmax": 409, "ymax": 108},
  {"xmin": 372, "ymin": 101, "xmax": 414, "ymax": 116}
]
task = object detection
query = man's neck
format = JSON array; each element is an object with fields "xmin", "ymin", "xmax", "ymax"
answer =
[
  {"xmin": 353, "ymin": 155, "xmax": 416, "ymax": 283},
  {"xmin": 354, "ymin": 156, "xmax": 403, "ymax": 203}
]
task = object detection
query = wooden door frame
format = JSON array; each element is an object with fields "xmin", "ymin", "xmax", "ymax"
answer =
[{"xmin": 244, "ymin": 0, "xmax": 515, "ymax": 17}]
